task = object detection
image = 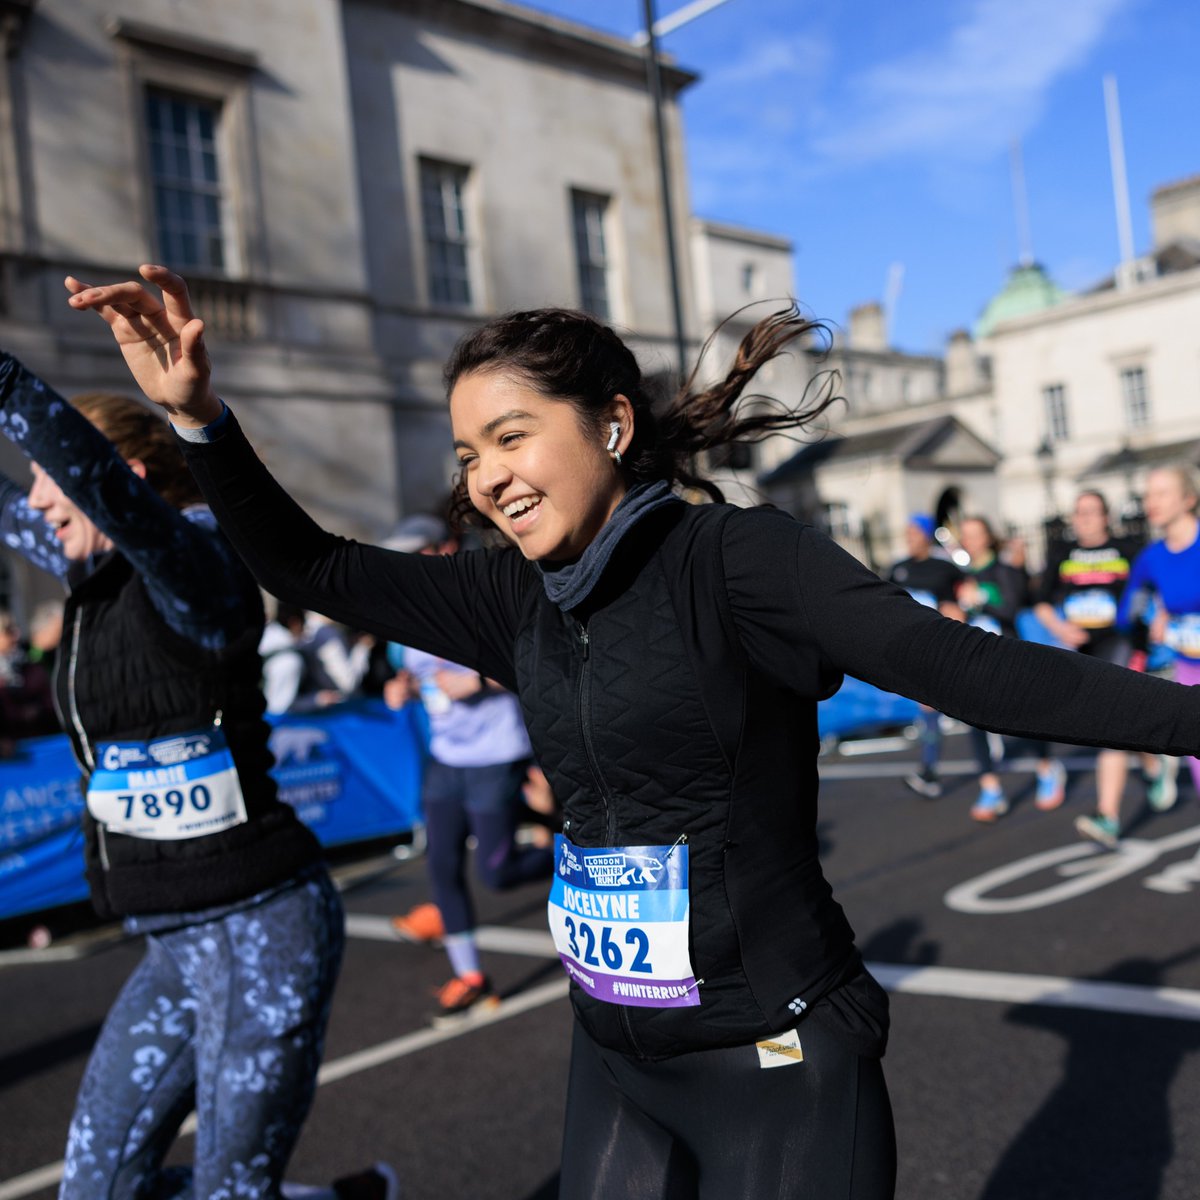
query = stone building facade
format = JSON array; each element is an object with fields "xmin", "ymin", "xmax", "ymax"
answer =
[{"xmin": 0, "ymin": 0, "xmax": 700, "ymax": 615}]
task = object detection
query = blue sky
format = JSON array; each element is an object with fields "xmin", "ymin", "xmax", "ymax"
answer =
[{"xmin": 520, "ymin": 0, "xmax": 1199, "ymax": 352}]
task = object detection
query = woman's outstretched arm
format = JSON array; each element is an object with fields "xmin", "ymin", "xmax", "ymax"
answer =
[{"xmin": 723, "ymin": 508, "xmax": 1200, "ymax": 758}]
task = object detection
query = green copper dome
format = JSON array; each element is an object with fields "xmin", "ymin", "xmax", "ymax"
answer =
[{"xmin": 974, "ymin": 262, "xmax": 1068, "ymax": 337}]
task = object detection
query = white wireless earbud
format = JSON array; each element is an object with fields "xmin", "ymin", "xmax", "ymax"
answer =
[{"xmin": 606, "ymin": 422, "xmax": 621, "ymax": 452}]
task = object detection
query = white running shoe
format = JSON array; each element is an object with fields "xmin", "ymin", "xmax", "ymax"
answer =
[{"xmin": 1146, "ymin": 756, "xmax": 1179, "ymax": 813}]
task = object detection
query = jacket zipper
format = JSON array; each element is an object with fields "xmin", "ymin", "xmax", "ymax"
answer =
[
  {"xmin": 574, "ymin": 618, "xmax": 645, "ymax": 1057},
  {"xmin": 574, "ymin": 620, "xmax": 617, "ymax": 845},
  {"xmin": 53, "ymin": 609, "xmax": 106, "ymax": 868}
]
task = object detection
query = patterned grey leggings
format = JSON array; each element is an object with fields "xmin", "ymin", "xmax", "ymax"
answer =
[{"xmin": 59, "ymin": 867, "xmax": 344, "ymax": 1200}]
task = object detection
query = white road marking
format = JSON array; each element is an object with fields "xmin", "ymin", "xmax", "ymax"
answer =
[
  {"xmin": 820, "ymin": 755, "xmax": 1097, "ymax": 780},
  {"xmin": 0, "ymin": 1166, "xmax": 61, "ymax": 1200},
  {"xmin": 314, "ymin": 977, "xmax": 569, "ymax": 1086},
  {"xmin": 344, "ymin": 913, "xmax": 558, "ymax": 957},
  {"xmin": 870, "ymin": 963, "xmax": 1200, "ymax": 1022}
]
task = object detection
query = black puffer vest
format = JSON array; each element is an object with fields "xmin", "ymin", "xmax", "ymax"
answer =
[
  {"xmin": 57, "ymin": 552, "xmax": 321, "ymax": 918},
  {"xmin": 513, "ymin": 504, "xmax": 861, "ymax": 1060}
]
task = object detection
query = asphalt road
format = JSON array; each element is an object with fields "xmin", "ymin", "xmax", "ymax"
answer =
[{"xmin": 3, "ymin": 735, "xmax": 1199, "ymax": 1200}]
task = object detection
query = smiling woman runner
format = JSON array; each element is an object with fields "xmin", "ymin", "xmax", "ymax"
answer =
[{"xmin": 60, "ymin": 265, "xmax": 1200, "ymax": 1200}]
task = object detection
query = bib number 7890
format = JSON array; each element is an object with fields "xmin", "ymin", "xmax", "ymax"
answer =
[{"xmin": 117, "ymin": 784, "xmax": 213, "ymax": 822}]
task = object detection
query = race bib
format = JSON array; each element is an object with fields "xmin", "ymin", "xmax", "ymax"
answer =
[
  {"xmin": 86, "ymin": 726, "xmax": 248, "ymax": 840},
  {"xmin": 1165, "ymin": 614, "xmax": 1200, "ymax": 660},
  {"xmin": 1063, "ymin": 589, "xmax": 1118, "ymax": 630},
  {"xmin": 548, "ymin": 835, "xmax": 699, "ymax": 1008}
]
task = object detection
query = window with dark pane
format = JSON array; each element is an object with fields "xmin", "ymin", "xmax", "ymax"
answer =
[
  {"xmin": 145, "ymin": 88, "xmax": 225, "ymax": 271},
  {"xmin": 821, "ymin": 501, "xmax": 853, "ymax": 539},
  {"xmin": 1042, "ymin": 383, "xmax": 1069, "ymax": 441},
  {"xmin": 419, "ymin": 159, "xmax": 472, "ymax": 307},
  {"xmin": 571, "ymin": 190, "xmax": 611, "ymax": 318},
  {"xmin": 1120, "ymin": 366, "xmax": 1150, "ymax": 429}
]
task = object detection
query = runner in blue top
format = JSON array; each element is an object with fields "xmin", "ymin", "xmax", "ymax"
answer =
[{"xmin": 1076, "ymin": 466, "xmax": 1200, "ymax": 845}]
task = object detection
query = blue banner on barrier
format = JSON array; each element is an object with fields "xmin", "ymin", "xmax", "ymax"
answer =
[
  {"xmin": 817, "ymin": 676, "xmax": 919, "ymax": 740},
  {"xmin": 0, "ymin": 699, "xmax": 427, "ymax": 922}
]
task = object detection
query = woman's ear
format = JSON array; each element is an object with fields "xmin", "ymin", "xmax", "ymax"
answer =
[
  {"xmin": 125, "ymin": 458, "xmax": 148, "ymax": 481},
  {"xmin": 609, "ymin": 394, "xmax": 634, "ymax": 457}
]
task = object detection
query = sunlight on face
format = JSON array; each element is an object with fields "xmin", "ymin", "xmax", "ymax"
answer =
[
  {"xmin": 958, "ymin": 519, "xmax": 992, "ymax": 562},
  {"xmin": 1071, "ymin": 495, "xmax": 1109, "ymax": 545},
  {"xmin": 904, "ymin": 522, "xmax": 931, "ymax": 558},
  {"xmin": 28, "ymin": 462, "xmax": 113, "ymax": 562},
  {"xmin": 1143, "ymin": 470, "xmax": 1198, "ymax": 531},
  {"xmin": 449, "ymin": 371, "xmax": 628, "ymax": 562}
]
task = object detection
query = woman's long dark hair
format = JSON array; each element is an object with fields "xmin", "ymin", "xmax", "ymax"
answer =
[{"xmin": 443, "ymin": 304, "xmax": 840, "ymax": 528}]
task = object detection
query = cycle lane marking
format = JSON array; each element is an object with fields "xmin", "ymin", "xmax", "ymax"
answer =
[{"xmin": 945, "ymin": 824, "xmax": 1200, "ymax": 912}]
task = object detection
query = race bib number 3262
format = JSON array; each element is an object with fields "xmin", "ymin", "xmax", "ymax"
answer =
[
  {"xmin": 548, "ymin": 835, "xmax": 699, "ymax": 1008},
  {"xmin": 86, "ymin": 727, "xmax": 248, "ymax": 841}
]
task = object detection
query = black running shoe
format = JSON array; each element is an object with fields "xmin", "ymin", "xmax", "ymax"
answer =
[{"xmin": 332, "ymin": 1163, "xmax": 400, "ymax": 1200}]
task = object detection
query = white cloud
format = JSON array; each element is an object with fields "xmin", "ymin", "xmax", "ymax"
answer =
[
  {"xmin": 703, "ymin": 33, "xmax": 832, "ymax": 90},
  {"xmin": 812, "ymin": 0, "xmax": 1135, "ymax": 166}
]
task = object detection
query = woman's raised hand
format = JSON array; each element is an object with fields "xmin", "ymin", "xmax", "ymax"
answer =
[{"xmin": 64, "ymin": 265, "xmax": 223, "ymax": 428}]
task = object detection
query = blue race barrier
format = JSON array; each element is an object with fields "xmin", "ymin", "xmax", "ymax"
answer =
[
  {"xmin": 0, "ymin": 698, "xmax": 426, "ymax": 921},
  {"xmin": 817, "ymin": 676, "xmax": 919, "ymax": 740},
  {"xmin": 1015, "ymin": 608, "xmax": 1061, "ymax": 647}
]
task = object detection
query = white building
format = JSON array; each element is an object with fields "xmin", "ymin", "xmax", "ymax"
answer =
[{"xmin": 981, "ymin": 175, "xmax": 1200, "ymax": 532}]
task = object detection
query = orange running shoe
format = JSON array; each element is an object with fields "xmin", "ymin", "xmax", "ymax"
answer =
[
  {"xmin": 390, "ymin": 902, "xmax": 445, "ymax": 945},
  {"xmin": 433, "ymin": 971, "xmax": 500, "ymax": 1023}
]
